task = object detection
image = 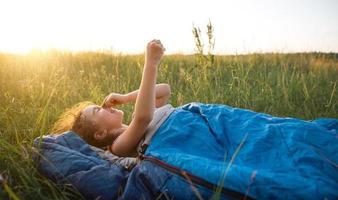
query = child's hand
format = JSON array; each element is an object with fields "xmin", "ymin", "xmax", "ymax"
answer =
[
  {"xmin": 101, "ymin": 93, "xmax": 127, "ymax": 108},
  {"xmin": 145, "ymin": 39, "xmax": 166, "ymax": 66}
]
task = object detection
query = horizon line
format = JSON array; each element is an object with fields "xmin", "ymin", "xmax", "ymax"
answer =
[{"xmin": 1, "ymin": 48, "xmax": 337, "ymax": 57}]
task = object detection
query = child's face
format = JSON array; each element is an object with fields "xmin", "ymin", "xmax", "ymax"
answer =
[{"xmin": 82, "ymin": 104, "xmax": 124, "ymax": 135}]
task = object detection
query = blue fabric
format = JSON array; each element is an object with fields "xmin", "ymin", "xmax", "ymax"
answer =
[
  {"xmin": 33, "ymin": 132, "xmax": 130, "ymax": 200},
  {"xmin": 120, "ymin": 160, "xmax": 233, "ymax": 200},
  {"xmin": 33, "ymin": 131, "xmax": 226, "ymax": 199},
  {"xmin": 144, "ymin": 102, "xmax": 338, "ymax": 200}
]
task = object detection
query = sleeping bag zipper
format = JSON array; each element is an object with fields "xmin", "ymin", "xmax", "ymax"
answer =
[{"xmin": 140, "ymin": 155, "xmax": 252, "ymax": 200}]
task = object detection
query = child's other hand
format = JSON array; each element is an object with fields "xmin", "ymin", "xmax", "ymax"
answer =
[
  {"xmin": 101, "ymin": 93, "xmax": 127, "ymax": 108},
  {"xmin": 145, "ymin": 39, "xmax": 165, "ymax": 66}
]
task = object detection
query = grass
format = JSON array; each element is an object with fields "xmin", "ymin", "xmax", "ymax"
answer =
[{"xmin": 0, "ymin": 49, "xmax": 337, "ymax": 199}]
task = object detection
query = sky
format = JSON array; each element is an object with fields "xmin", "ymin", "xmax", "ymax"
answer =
[{"xmin": 0, "ymin": 0, "xmax": 338, "ymax": 55}]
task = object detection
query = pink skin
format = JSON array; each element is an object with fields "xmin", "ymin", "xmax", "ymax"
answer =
[{"xmin": 82, "ymin": 105, "xmax": 125, "ymax": 142}]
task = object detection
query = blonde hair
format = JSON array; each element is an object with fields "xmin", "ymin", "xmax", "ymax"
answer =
[{"xmin": 50, "ymin": 101, "xmax": 103, "ymax": 147}]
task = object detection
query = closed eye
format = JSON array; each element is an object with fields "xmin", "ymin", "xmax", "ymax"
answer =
[{"xmin": 92, "ymin": 106, "xmax": 102, "ymax": 115}]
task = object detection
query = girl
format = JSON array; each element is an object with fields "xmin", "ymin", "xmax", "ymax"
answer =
[{"xmin": 52, "ymin": 39, "xmax": 170, "ymax": 157}]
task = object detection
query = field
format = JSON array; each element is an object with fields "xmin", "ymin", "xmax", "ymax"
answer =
[{"xmin": 0, "ymin": 51, "xmax": 337, "ymax": 199}]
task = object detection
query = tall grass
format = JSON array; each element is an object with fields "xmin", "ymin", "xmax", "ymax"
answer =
[{"xmin": 0, "ymin": 47, "xmax": 337, "ymax": 198}]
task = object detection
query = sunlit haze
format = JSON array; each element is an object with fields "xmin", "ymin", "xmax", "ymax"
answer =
[{"xmin": 0, "ymin": 0, "xmax": 338, "ymax": 55}]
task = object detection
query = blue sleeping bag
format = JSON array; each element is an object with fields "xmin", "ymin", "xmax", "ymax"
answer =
[{"xmin": 143, "ymin": 102, "xmax": 338, "ymax": 199}]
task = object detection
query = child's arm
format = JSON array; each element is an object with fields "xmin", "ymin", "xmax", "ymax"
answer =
[
  {"xmin": 102, "ymin": 83, "xmax": 171, "ymax": 108},
  {"xmin": 110, "ymin": 39, "xmax": 165, "ymax": 157}
]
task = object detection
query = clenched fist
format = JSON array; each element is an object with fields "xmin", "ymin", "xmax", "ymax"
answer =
[{"xmin": 145, "ymin": 39, "xmax": 166, "ymax": 66}]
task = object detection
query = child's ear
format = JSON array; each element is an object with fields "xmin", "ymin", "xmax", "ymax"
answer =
[{"xmin": 94, "ymin": 129, "xmax": 107, "ymax": 141}]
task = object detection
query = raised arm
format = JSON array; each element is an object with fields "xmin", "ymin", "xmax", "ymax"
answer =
[{"xmin": 110, "ymin": 39, "xmax": 165, "ymax": 157}]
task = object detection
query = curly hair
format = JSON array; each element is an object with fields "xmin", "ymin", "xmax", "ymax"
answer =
[{"xmin": 50, "ymin": 101, "xmax": 104, "ymax": 147}]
